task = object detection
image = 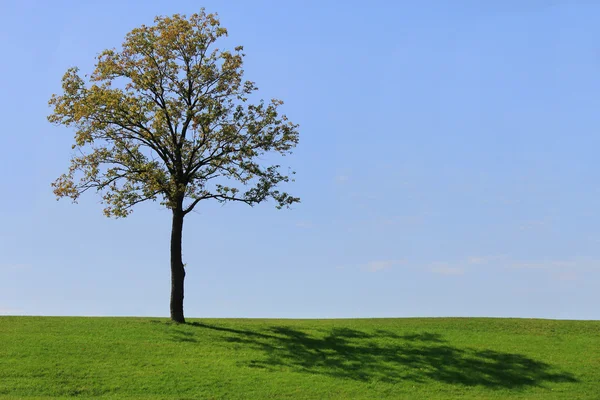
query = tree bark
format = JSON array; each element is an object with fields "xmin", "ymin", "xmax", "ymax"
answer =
[{"xmin": 170, "ymin": 206, "xmax": 186, "ymax": 323}]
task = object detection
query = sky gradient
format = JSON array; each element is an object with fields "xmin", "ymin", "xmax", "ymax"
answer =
[{"xmin": 1, "ymin": 0, "xmax": 600, "ymax": 319}]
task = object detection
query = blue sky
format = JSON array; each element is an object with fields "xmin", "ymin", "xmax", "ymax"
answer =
[{"xmin": 1, "ymin": 0, "xmax": 600, "ymax": 319}]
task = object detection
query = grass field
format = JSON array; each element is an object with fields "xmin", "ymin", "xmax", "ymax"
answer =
[{"xmin": 0, "ymin": 317, "xmax": 598, "ymax": 399}]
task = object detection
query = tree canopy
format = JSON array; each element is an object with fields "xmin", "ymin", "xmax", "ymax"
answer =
[{"xmin": 49, "ymin": 10, "xmax": 299, "ymax": 218}]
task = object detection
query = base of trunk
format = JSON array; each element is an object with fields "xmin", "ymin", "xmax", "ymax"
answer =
[{"xmin": 170, "ymin": 312, "xmax": 185, "ymax": 324}]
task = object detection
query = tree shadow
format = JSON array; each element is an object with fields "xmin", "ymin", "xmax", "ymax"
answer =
[{"xmin": 181, "ymin": 322, "xmax": 577, "ymax": 388}]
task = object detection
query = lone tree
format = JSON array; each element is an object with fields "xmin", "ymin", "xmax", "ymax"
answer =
[{"xmin": 49, "ymin": 11, "xmax": 299, "ymax": 323}]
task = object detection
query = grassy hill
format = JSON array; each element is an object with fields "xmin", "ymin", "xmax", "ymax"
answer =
[{"xmin": 0, "ymin": 317, "xmax": 598, "ymax": 399}]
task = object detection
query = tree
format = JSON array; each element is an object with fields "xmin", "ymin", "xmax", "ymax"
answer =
[{"xmin": 48, "ymin": 11, "xmax": 300, "ymax": 323}]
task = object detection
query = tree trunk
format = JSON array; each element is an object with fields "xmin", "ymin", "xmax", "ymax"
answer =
[{"xmin": 170, "ymin": 206, "xmax": 186, "ymax": 323}]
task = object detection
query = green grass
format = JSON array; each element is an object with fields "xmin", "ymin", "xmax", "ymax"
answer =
[{"xmin": 1, "ymin": 317, "xmax": 598, "ymax": 399}]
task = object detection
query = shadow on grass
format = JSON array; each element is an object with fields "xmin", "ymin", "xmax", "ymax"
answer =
[{"xmin": 170, "ymin": 322, "xmax": 578, "ymax": 388}]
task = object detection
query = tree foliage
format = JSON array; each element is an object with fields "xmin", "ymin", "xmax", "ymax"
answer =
[{"xmin": 49, "ymin": 10, "xmax": 299, "ymax": 218}]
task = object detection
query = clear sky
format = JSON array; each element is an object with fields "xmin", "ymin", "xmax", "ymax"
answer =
[{"xmin": 1, "ymin": 0, "xmax": 599, "ymax": 320}]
